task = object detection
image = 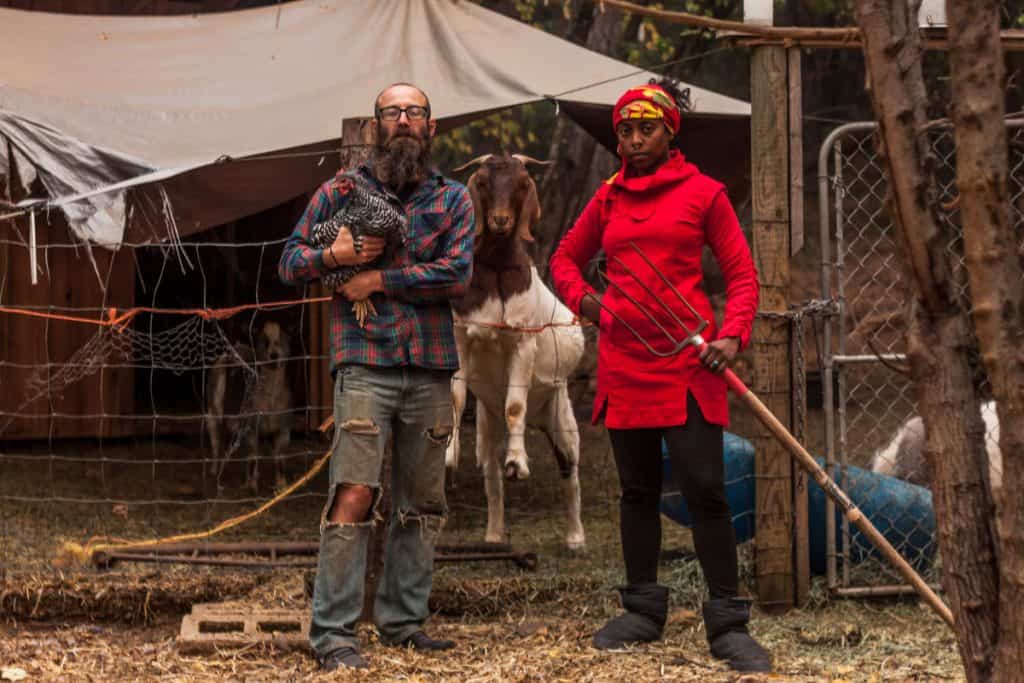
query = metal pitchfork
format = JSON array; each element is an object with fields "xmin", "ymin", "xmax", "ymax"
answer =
[{"xmin": 594, "ymin": 242, "xmax": 954, "ymax": 628}]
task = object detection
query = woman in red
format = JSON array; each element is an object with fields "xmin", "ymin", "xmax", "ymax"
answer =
[{"xmin": 550, "ymin": 80, "xmax": 769, "ymax": 672}]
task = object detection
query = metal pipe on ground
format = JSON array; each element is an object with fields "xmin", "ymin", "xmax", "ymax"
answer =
[{"xmin": 92, "ymin": 541, "xmax": 537, "ymax": 571}]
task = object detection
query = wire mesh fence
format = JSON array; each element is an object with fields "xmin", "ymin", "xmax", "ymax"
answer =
[
  {"xmin": 818, "ymin": 120, "xmax": 1019, "ymax": 594},
  {"xmin": 0, "ymin": 209, "xmax": 762, "ymax": 596}
]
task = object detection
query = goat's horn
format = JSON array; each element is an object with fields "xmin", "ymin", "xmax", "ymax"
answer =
[
  {"xmin": 452, "ymin": 154, "xmax": 494, "ymax": 173},
  {"xmin": 512, "ymin": 154, "xmax": 553, "ymax": 167}
]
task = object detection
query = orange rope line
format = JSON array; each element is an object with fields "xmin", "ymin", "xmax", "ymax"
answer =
[
  {"xmin": 0, "ymin": 296, "xmax": 333, "ymax": 330},
  {"xmin": 0, "ymin": 306, "xmax": 118, "ymax": 327},
  {"xmin": 465, "ymin": 318, "xmax": 594, "ymax": 333},
  {"xmin": 0, "ymin": 298, "xmax": 595, "ymax": 333}
]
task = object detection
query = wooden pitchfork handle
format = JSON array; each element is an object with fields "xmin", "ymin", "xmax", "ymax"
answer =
[
  {"xmin": 617, "ymin": 240, "xmax": 952, "ymax": 625},
  {"xmin": 713, "ymin": 351, "xmax": 954, "ymax": 627}
]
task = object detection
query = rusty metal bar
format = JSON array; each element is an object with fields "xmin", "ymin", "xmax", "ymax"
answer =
[
  {"xmin": 834, "ymin": 584, "xmax": 944, "ymax": 598},
  {"xmin": 94, "ymin": 552, "xmax": 314, "ymax": 569},
  {"xmin": 95, "ymin": 541, "xmax": 319, "ymax": 557},
  {"xmin": 92, "ymin": 541, "xmax": 537, "ymax": 571}
]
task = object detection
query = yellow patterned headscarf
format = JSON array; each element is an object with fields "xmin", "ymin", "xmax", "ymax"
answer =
[{"xmin": 613, "ymin": 85, "xmax": 680, "ymax": 135}]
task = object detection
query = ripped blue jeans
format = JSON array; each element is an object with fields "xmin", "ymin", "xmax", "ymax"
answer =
[{"xmin": 310, "ymin": 364, "xmax": 452, "ymax": 657}]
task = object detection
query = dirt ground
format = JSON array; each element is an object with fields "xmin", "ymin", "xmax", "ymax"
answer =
[
  {"xmin": 0, "ymin": 566, "xmax": 961, "ymax": 682},
  {"xmin": 1, "ymin": 410, "xmax": 962, "ymax": 682}
]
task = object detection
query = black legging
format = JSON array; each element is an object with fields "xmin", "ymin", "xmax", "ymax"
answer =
[{"xmin": 607, "ymin": 391, "xmax": 738, "ymax": 599}]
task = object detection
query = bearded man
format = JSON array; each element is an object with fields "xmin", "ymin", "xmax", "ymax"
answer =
[{"xmin": 278, "ymin": 83, "xmax": 475, "ymax": 672}]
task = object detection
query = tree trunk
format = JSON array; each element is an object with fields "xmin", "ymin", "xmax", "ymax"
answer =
[
  {"xmin": 533, "ymin": 1, "xmax": 624, "ymax": 274},
  {"xmin": 946, "ymin": 1, "xmax": 1024, "ymax": 679},
  {"xmin": 854, "ymin": 0, "xmax": 999, "ymax": 679}
]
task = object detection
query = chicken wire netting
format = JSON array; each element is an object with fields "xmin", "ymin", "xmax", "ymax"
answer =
[{"xmin": 818, "ymin": 121, "xmax": 1020, "ymax": 593}]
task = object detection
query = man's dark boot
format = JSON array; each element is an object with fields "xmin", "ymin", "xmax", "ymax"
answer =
[
  {"xmin": 592, "ymin": 583, "xmax": 669, "ymax": 650},
  {"xmin": 702, "ymin": 597, "xmax": 771, "ymax": 672},
  {"xmin": 318, "ymin": 647, "xmax": 368, "ymax": 671}
]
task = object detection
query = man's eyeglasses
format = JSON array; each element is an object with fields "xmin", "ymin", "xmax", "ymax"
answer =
[{"xmin": 376, "ymin": 105, "xmax": 430, "ymax": 122}]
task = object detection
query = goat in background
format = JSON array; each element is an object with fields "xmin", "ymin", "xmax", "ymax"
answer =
[
  {"xmin": 205, "ymin": 320, "xmax": 293, "ymax": 493},
  {"xmin": 447, "ymin": 153, "xmax": 586, "ymax": 551},
  {"xmin": 871, "ymin": 400, "xmax": 1003, "ymax": 510}
]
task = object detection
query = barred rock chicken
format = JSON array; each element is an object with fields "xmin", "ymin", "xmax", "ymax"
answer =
[{"xmin": 310, "ymin": 173, "xmax": 407, "ymax": 326}]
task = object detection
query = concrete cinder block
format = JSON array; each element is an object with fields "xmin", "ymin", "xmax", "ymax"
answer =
[{"xmin": 177, "ymin": 603, "xmax": 310, "ymax": 654}]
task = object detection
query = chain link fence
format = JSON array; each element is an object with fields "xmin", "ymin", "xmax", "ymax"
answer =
[{"xmin": 817, "ymin": 120, "xmax": 1021, "ymax": 594}]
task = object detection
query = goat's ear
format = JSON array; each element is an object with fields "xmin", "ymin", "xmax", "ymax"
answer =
[
  {"xmin": 452, "ymin": 154, "xmax": 493, "ymax": 173},
  {"xmin": 465, "ymin": 172, "xmax": 486, "ymax": 238},
  {"xmin": 516, "ymin": 178, "xmax": 540, "ymax": 243},
  {"xmin": 511, "ymin": 154, "xmax": 553, "ymax": 168}
]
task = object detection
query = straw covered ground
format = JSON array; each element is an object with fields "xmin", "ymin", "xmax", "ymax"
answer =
[
  {"xmin": 1, "ymin": 407, "xmax": 961, "ymax": 681},
  {"xmin": 0, "ymin": 560, "xmax": 961, "ymax": 682}
]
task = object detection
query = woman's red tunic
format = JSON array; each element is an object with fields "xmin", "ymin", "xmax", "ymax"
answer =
[{"xmin": 550, "ymin": 151, "xmax": 759, "ymax": 429}]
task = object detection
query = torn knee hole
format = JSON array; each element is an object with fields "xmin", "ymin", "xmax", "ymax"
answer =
[
  {"xmin": 325, "ymin": 483, "xmax": 380, "ymax": 524},
  {"xmin": 340, "ymin": 417, "xmax": 380, "ymax": 435}
]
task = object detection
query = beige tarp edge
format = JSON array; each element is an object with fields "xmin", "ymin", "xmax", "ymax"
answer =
[{"xmin": 0, "ymin": 0, "xmax": 749, "ymax": 246}]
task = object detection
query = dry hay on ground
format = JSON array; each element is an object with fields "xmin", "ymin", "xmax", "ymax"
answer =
[{"xmin": 1, "ymin": 566, "xmax": 962, "ymax": 682}]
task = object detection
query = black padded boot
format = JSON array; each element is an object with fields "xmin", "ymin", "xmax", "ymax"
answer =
[
  {"xmin": 702, "ymin": 597, "xmax": 771, "ymax": 672},
  {"xmin": 592, "ymin": 583, "xmax": 669, "ymax": 650}
]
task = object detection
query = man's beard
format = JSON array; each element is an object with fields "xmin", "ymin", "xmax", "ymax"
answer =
[{"xmin": 372, "ymin": 133, "xmax": 432, "ymax": 190}]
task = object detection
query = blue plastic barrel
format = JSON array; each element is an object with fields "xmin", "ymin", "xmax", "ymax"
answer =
[
  {"xmin": 807, "ymin": 459, "xmax": 937, "ymax": 575},
  {"xmin": 659, "ymin": 432, "xmax": 757, "ymax": 544},
  {"xmin": 659, "ymin": 433, "xmax": 938, "ymax": 575}
]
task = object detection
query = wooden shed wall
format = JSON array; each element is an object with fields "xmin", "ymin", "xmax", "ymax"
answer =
[{"xmin": 1, "ymin": 216, "xmax": 135, "ymax": 440}]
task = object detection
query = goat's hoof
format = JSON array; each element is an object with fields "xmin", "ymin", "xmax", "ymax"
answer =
[
  {"xmin": 274, "ymin": 475, "xmax": 288, "ymax": 494},
  {"xmin": 485, "ymin": 532, "xmax": 504, "ymax": 545},
  {"xmin": 504, "ymin": 462, "xmax": 530, "ymax": 480},
  {"xmin": 566, "ymin": 536, "xmax": 587, "ymax": 553}
]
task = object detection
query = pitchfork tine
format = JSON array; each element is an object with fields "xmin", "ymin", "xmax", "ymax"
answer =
[
  {"xmin": 600, "ymin": 272, "xmax": 689, "ymax": 353},
  {"xmin": 589, "ymin": 279, "xmax": 686, "ymax": 357},
  {"xmin": 610, "ymin": 254, "xmax": 699, "ymax": 337},
  {"xmin": 627, "ymin": 241, "xmax": 705, "ymax": 328}
]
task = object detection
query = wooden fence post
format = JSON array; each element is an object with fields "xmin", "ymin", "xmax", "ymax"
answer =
[
  {"xmin": 335, "ymin": 118, "xmax": 389, "ymax": 623},
  {"xmin": 751, "ymin": 45, "xmax": 795, "ymax": 611}
]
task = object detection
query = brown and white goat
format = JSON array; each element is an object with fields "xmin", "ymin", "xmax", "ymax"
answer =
[
  {"xmin": 447, "ymin": 153, "xmax": 586, "ymax": 551},
  {"xmin": 205, "ymin": 320, "xmax": 293, "ymax": 493}
]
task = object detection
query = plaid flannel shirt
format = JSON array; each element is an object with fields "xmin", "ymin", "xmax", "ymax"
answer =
[{"xmin": 278, "ymin": 163, "xmax": 474, "ymax": 371}]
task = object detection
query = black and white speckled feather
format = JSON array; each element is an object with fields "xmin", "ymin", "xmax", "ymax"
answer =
[{"xmin": 310, "ymin": 173, "xmax": 407, "ymax": 290}]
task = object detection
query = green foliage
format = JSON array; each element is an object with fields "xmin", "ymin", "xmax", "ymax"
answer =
[{"xmin": 433, "ymin": 103, "xmax": 556, "ymax": 173}]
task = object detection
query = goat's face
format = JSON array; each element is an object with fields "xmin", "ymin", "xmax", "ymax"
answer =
[
  {"xmin": 455, "ymin": 153, "xmax": 551, "ymax": 242},
  {"xmin": 256, "ymin": 321, "xmax": 289, "ymax": 369}
]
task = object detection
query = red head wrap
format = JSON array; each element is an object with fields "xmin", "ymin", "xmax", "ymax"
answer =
[{"xmin": 612, "ymin": 84, "xmax": 681, "ymax": 136}]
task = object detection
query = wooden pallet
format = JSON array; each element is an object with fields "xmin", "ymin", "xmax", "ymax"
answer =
[{"xmin": 177, "ymin": 603, "xmax": 310, "ymax": 654}]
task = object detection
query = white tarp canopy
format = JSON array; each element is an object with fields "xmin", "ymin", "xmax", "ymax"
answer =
[{"xmin": 0, "ymin": 0, "xmax": 750, "ymax": 246}]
